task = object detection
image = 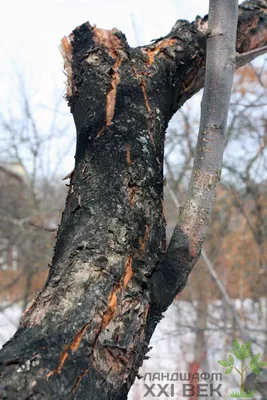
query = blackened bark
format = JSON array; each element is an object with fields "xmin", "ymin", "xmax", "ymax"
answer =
[{"xmin": 1, "ymin": 1, "xmax": 267, "ymax": 399}]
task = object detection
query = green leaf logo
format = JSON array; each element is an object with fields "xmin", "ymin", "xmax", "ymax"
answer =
[
  {"xmin": 218, "ymin": 360, "xmax": 231, "ymax": 367},
  {"xmin": 228, "ymin": 354, "xmax": 234, "ymax": 365},
  {"xmin": 218, "ymin": 339, "xmax": 266, "ymax": 398},
  {"xmin": 225, "ymin": 366, "xmax": 233, "ymax": 375},
  {"xmin": 233, "ymin": 339, "xmax": 240, "ymax": 349}
]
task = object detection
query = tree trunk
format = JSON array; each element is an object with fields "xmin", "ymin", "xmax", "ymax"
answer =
[
  {"xmin": 1, "ymin": 1, "xmax": 267, "ymax": 399},
  {"xmin": 189, "ymin": 295, "xmax": 209, "ymax": 400}
]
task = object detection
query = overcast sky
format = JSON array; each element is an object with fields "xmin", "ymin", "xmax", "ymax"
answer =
[
  {"xmin": 0, "ymin": 0, "xmax": 210, "ymax": 104},
  {"xmin": 1, "ymin": 0, "xmax": 250, "ymax": 178},
  {"xmin": 0, "ymin": 0, "xmax": 211, "ymax": 175}
]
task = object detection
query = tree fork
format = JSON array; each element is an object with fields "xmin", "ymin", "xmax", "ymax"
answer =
[{"xmin": 1, "ymin": 1, "xmax": 267, "ymax": 399}]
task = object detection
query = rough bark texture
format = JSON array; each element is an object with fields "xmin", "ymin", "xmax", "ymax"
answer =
[{"xmin": 1, "ymin": 1, "xmax": 267, "ymax": 399}]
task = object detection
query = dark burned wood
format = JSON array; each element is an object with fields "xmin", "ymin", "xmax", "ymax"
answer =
[{"xmin": 1, "ymin": 1, "xmax": 267, "ymax": 399}]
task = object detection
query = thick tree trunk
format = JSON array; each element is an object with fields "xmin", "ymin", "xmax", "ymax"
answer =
[{"xmin": 1, "ymin": 1, "xmax": 267, "ymax": 399}]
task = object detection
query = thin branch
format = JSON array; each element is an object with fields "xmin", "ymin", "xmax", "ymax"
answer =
[
  {"xmin": 236, "ymin": 45, "xmax": 267, "ymax": 68},
  {"xmin": 151, "ymin": 0, "xmax": 240, "ymax": 311},
  {"xmin": 28, "ymin": 221, "xmax": 57, "ymax": 235}
]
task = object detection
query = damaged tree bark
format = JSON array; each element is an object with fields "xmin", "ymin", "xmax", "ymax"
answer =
[{"xmin": 1, "ymin": 0, "xmax": 267, "ymax": 399}]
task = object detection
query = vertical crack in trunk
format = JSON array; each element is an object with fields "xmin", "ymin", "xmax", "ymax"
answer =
[
  {"xmin": 92, "ymin": 27, "xmax": 124, "ymax": 137},
  {"xmin": 46, "ymin": 322, "xmax": 90, "ymax": 378},
  {"xmin": 130, "ymin": 64, "xmax": 155, "ymax": 148}
]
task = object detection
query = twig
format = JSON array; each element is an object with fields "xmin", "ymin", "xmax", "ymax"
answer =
[
  {"xmin": 236, "ymin": 45, "xmax": 267, "ymax": 68},
  {"xmin": 28, "ymin": 221, "xmax": 57, "ymax": 235}
]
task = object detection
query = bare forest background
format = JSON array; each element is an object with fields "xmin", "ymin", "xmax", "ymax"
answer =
[{"xmin": 0, "ymin": 4, "xmax": 267, "ymax": 399}]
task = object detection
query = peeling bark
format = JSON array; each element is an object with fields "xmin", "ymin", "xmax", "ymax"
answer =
[{"xmin": 1, "ymin": 1, "xmax": 267, "ymax": 399}]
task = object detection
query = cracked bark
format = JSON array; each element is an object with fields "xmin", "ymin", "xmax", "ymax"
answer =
[{"xmin": 1, "ymin": 0, "xmax": 267, "ymax": 399}]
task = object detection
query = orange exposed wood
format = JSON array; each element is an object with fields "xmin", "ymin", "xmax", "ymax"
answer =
[
  {"xmin": 140, "ymin": 78, "xmax": 151, "ymax": 113},
  {"xmin": 142, "ymin": 38, "xmax": 176, "ymax": 66},
  {"xmin": 106, "ymin": 66, "xmax": 121, "ymax": 127},
  {"xmin": 131, "ymin": 65, "xmax": 152, "ymax": 114},
  {"xmin": 93, "ymin": 27, "xmax": 124, "ymax": 137},
  {"xmin": 97, "ymin": 126, "xmax": 105, "ymax": 137},
  {"xmin": 129, "ymin": 186, "xmax": 137, "ymax": 208},
  {"xmin": 61, "ymin": 36, "xmax": 73, "ymax": 98},
  {"xmin": 61, "ymin": 36, "xmax": 72, "ymax": 61},
  {"xmin": 70, "ymin": 323, "xmax": 90, "ymax": 351},
  {"xmin": 102, "ymin": 291, "xmax": 117, "ymax": 329},
  {"xmin": 46, "ymin": 348, "xmax": 69, "ymax": 378},
  {"xmin": 139, "ymin": 225, "xmax": 149, "ymax": 253},
  {"xmin": 46, "ymin": 323, "xmax": 90, "ymax": 378},
  {"xmin": 123, "ymin": 256, "xmax": 133, "ymax": 289},
  {"xmin": 92, "ymin": 27, "xmax": 122, "ymax": 60},
  {"xmin": 130, "ymin": 65, "xmax": 155, "ymax": 147},
  {"xmin": 69, "ymin": 368, "xmax": 89, "ymax": 397},
  {"xmin": 144, "ymin": 305, "xmax": 150, "ymax": 320},
  {"xmin": 126, "ymin": 144, "xmax": 132, "ymax": 164},
  {"xmin": 21, "ymin": 297, "xmax": 37, "ymax": 320},
  {"xmin": 102, "ymin": 256, "xmax": 133, "ymax": 329}
]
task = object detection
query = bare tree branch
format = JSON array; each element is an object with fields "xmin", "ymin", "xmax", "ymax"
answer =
[{"xmin": 150, "ymin": 0, "xmax": 239, "ymax": 311}]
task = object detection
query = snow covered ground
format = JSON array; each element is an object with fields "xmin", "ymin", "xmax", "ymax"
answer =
[{"xmin": 0, "ymin": 303, "xmax": 22, "ymax": 347}]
